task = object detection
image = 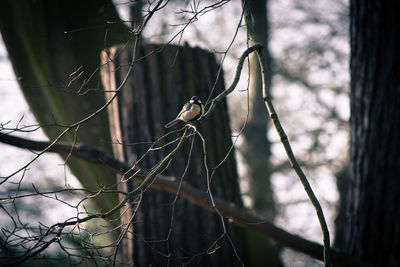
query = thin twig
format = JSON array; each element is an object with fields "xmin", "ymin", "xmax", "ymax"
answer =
[{"xmin": 0, "ymin": 0, "xmax": 166, "ymax": 186}]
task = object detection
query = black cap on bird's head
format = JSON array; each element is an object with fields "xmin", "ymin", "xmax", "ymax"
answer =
[{"xmin": 190, "ymin": 96, "xmax": 201, "ymax": 104}]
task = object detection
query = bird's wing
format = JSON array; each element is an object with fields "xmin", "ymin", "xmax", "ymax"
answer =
[
  {"xmin": 181, "ymin": 103, "xmax": 201, "ymax": 121},
  {"xmin": 176, "ymin": 102, "xmax": 192, "ymax": 119}
]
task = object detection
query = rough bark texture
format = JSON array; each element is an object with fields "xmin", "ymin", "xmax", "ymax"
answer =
[
  {"xmin": 0, "ymin": 0, "xmax": 129, "ymax": 210},
  {"xmin": 101, "ymin": 43, "xmax": 246, "ymax": 266},
  {"xmin": 337, "ymin": 1, "xmax": 400, "ymax": 266},
  {"xmin": 333, "ymin": 164, "xmax": 350, "ymax": 248}
]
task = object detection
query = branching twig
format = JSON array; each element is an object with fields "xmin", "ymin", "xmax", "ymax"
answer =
[{"xmin": 0, "ymin": 0, "xmax": 166, "ymax": 186}]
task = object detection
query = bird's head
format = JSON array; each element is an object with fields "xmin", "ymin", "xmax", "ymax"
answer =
[{"xmin": 190, "ymin": 96, "xmax": 201, "ymax": 104}]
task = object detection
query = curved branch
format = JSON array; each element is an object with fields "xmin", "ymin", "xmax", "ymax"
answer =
[
  {"xmin": 203, "ymin": 44, "xmax": 263, "ymax": 118},
  {"xmin": 241, "ymin": 0, "xmax": 331, "ymax": 265},
  {"xmin": 255, "ymin": 49, "xmax": 332, "ymax": 266},
  {"xmin": 0, "ymin": 132, "xmax": 361, "ymax": 266}
]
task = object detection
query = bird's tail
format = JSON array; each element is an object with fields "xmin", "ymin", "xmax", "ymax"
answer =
[{"xmin": 164, "ymin": 119, "xmax": 180, "ymax": 128}]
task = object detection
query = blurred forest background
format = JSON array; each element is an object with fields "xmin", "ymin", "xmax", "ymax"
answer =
[{"xmin": 1, "ymin": 0, "xmax": 351, "ymax": 266}]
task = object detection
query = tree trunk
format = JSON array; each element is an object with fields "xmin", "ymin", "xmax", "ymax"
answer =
[
  {"xmin": 101, "ymin": 42, "xmax": 246, "ymax": 266},
  {"xmin": 336, "ymin": 1, "xmax": 400, "ymax": 266}
]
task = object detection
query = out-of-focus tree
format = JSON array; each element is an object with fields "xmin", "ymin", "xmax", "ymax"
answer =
[
  {"xmin": 0, "ymin": 0, "xmax": 130, "ymax": 211},
  {"xmin": 241, "ymin": 0, "xmax": 276, "ymax": 219}
]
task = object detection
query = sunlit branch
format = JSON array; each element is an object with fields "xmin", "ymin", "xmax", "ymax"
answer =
[
  {"xmin": 239, "ymin": 0, "xmax": 332, "ymax": 265},
  {"xmin": 255, "ymin": 49, "xmax": 332, "ymax": 266},
  {"xmin": 203, "ymin": 44, "xmax": 263, "ymax": 118}
]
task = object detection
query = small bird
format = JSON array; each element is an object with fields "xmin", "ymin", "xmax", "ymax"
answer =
[{"xmin": 165, "ymin": 96, "xmax": 204, "ymax": 128}]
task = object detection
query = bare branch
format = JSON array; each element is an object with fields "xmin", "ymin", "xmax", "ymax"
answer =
[
  {"xmin": 203, "ymin": 44, "xmax": 263, "ymax": 118},
  {"xmin": 0, "ymin": 132, "xmax": 362, "ymax": 266},
  {"xmin": 255, "ymin": 48, "xmax": 332, "ymax": 266}
]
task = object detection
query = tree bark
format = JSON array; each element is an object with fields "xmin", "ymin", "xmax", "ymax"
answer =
[
  {"xmin": 101, "ymin": 43, "xmax": 246, "ymax": 266},
  {"xmin": 337, "ymin": 1, "xmax": 400, "ymax": 266}
]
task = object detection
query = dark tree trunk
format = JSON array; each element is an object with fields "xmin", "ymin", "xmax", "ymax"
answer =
[
  {"xmin": 101, "ymin": 43, "xmax": 246, "ymax": 266},
  {"xmin": 336, "ymin": 1, "xmax": 400, "ymax": 266},
  {"xmin": 333, "ymin": 164, "xmax": 350, "ymax": 248}
]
